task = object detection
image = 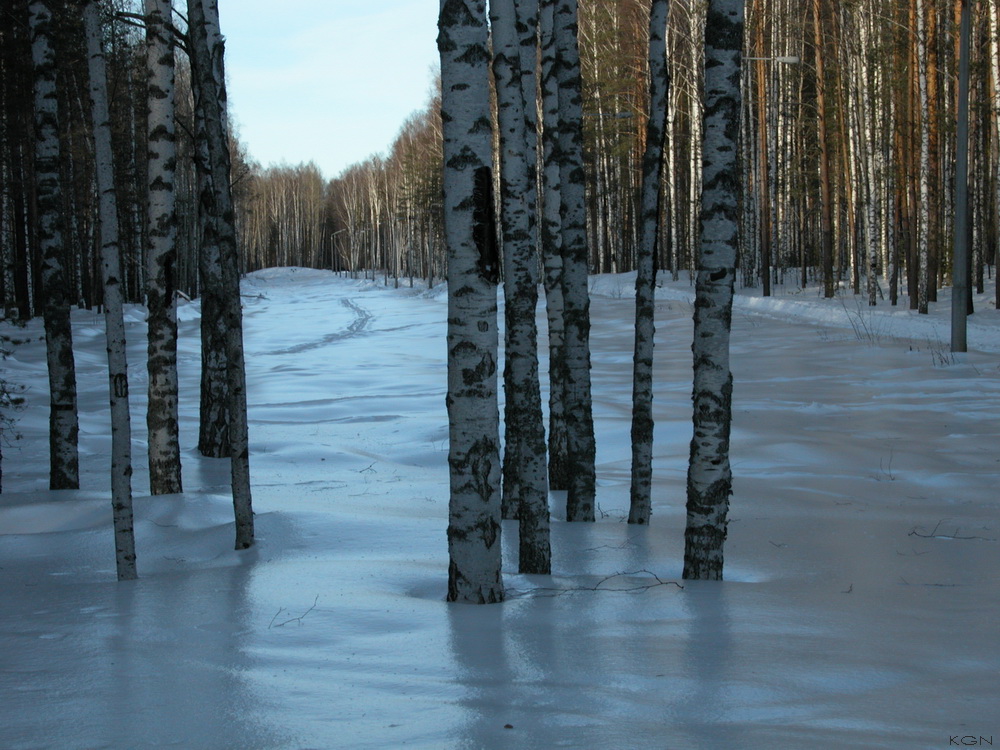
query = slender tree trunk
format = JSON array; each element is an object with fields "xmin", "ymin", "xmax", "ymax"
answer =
[
  {"xmin": 193, "ymin": 8, "xmax": 229, "ymax": 459},
  {"xmin": 554, "ymin": 0, "xmax": 596, "ymax": 523},
  {"xmin": 683, "ymin": 0, "xmax": 742, "ymax": 581},
  {"xmin": 145, "ymin": 0, "xmax": 182, "ymax": 494},
  {"xmin": 539, "ymin": 0, "xmax": 569, "ymax": 492},
  {"xmin": 811, "ymin": 0, "xmax": 835, "ymax": 298},
  {"xmin": 493, "ymin": 0, "xmax": 551, "ymax": 574},
  {"xmin": 29, "ymin": 0, "xmax": 79, "ymax": 490},
  {"xmin": 188, "ymin": 0, "xmax": 253, "ymax": 549},
  {"xmin": 916, "ymin": 0, "xmax": 932, "ymax": 314},
  {"xmin": 628, "ymin": 0, "xmax": 670, "ymax": 525},
  {"xmin": 83, "ymin": 0, "xmax": 137, "ymax": 580},
  {"xmin": 988, "ymin": 0, "xmax": 1000, "ymax": 309},
  {"xmin": 439, "ymin": 0, "xmax": 504, "ymax": 604}
]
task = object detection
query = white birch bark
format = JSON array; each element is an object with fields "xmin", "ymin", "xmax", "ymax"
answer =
[
  {"xmin": 683, "ymin": 0, "xmax": 742, "ymax": 581},
  {"xmin": 553, "ymin": 0, "xmax": 596, "ymax": 522},
  {"xmin": 145, "ymin": 0, "xmax": 182, "ymax": 494},
  {"xmin": 916, "ymin": 0, "xmax": 932, "ymax": 314},
  {"xmin": 439, "ymin": 0, "xmax": 504, "ymax": 603},
  {"xmin": 29, "ymin": 0, "xmax": 79, "ymax": 491},
  {"xmin": 493, "ymin": 0, "xmax": 550, "ymax": 575},
  {"xmin": 539, "ymin": 0, "xmax": 569, "ymax": 492},
  {"xmin": 628, "ymin": 0, "xmax": 670, "ymax": 525},
  {"xmin": 188, "ymin": 0, "xmax": 254, "ymax": 549},
  {"xmin": 83, "ymin": 0, "xmax": 137, "ymax": 580}
]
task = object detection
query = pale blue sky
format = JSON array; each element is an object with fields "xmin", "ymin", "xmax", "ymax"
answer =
[{"xmin": 217, "ymin": 0, "xmax": 440, "ymax": 180}]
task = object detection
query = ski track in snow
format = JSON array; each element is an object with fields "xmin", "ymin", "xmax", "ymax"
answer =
[{"xmin": 265, "ymin": 297, "xmax": 373, "ymax": 355}]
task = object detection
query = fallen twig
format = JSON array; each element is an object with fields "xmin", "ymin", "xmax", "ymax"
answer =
[{"xmin": 269, "ymin": 595, "xmax": 319, "ymax": 628}]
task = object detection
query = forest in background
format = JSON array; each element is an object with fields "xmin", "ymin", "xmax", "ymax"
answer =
[{"xmin": 3, "ymin": 0, "xmax": 999, "ymax": 316}]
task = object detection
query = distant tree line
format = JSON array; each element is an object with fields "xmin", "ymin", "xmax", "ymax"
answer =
[{"xmin": 245, "ymin": 0, "xmax": 1000, "ymax": 310}]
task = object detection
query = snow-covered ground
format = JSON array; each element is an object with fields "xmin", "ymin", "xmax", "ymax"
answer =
[{"xmin": 1, "ymin": 268, "xmax": 997, "ymax": 750}]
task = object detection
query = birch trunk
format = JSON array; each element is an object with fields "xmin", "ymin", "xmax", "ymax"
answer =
[
  {"xmin": 29, "ymin": 0, "xmax": 79, "ymax": 491},
  {"xmin": 988, "ymin": 0, "xmax": 1000, "ymax": 309},
  {"xmin": 83, "ymin": 0, "xmax": 137, "ymax": 580},
  {"xmin": 145, "ymin": 0, "xmax": 182, "ymax": 493},
  {"xmin": 554, "ymin": 0, "xmax": 596, "ymax": 522},
  {"xmin": 539, "ymin": 0, "xmax": 569, "ymax": 492},
  {"xmin": 916, "ymin": 0, "xmax": 932, "ymax": 314},
  {"xmin": 188, "ymin": 0, "xmax": 254, "ymax": 549},
  {"xmin": 628, "ymin": 0, "xmax": 670, "ymax": 525},
  {"xmin": 439, "ymin": 0, "xmax": 504, "ymax": 603},
  {"xmin": 493, "ymin": 0, "xmax": 550, "ymax": 574},
  {"xmin": 683, "ymin": 0, "xmax": 742, "ymax": 581},
  {"xmin": 194, "ymin": 9, "xmax": 230, "ymax": 460}
]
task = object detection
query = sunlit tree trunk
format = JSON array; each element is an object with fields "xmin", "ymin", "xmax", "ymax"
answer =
[
  {"xmin": 683, "ymin": 0, "xmax": 742, "ymax": 581},
  {"xmin": 628, "ymin": 0, "xmax": 669, "ymax": 525},
  {"xmin": 145, "ymin": 0, "xmax": 182, "ymax": 494},
  {"xmin": 83, "ymin": 0, "xmax": 137, "ymax": 580},
  {"xmin": 439, "ymin": 0, "xmax": 504, "ymax": 604},
  {"xmin": 29, "ymin": 0, "xmax": 79, "ymax": 490},
  {"xmin": 188, "ymin": 0, "xmax": 254, "ymax": 549}
]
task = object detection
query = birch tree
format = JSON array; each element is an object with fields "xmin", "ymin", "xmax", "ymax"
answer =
[
  {"xmin": 683, "ymin": 0, "xmax": 743, "ymax": 581},
  {"xmin": 146, "ymin": 0, "xmax": 182, "ymax": 494},
  {"xmin": 554, "ymin": 0, "xmax": 596, "ymax": 523},
  {"xmin": 915, "ymin": 0, "xmax": 932, "ymax": 314},
  {"xmin": 29, "ymin": 0, "xmax": 80, "ymax": 491},
  {"xmin": 539, "ymin": 0, "xmax": 569, "ymax": 492},
  {"xmin": 439, "ymin": 0, "xmax": 504, "ymax": 603},
  {"xmin": 629, "ymin": 0, "xmax": 670, "ymax": 525},
  {"xmin": 187, "ymin": 0, "xmax": 254, "ymax": 549},
  {"xmin": 493, "ymin": 0, "xmax": 550, "ymax": 574},
  {"xmin": 83, "ymin": 0, "xmax": 137, "ymax": 580}
]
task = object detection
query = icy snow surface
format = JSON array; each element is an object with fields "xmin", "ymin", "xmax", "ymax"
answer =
[{"xmin": 1, "ymin": 268, "xmax": 998, "ymax": 749}]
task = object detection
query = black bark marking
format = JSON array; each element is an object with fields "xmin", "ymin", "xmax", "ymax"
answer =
[{"xmin": 473, "ymin": 166, "xmax": 498, "ymax": 284}]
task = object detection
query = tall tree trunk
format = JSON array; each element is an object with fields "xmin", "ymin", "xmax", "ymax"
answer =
[
  {"xmin": 29, "ymin": 0, "xmax": 79, "ymax": 490},
  {"xmin": 988, "ymin": 0, "xmax": 1000, "ymax": 309},
  {"xmin": 187, "ymin": 0, "xmax": 254, "ymax": 549},
  {"xmin": 554, "ymin": 0, "xmax": 596, "ymax": 523},
  {"xmin": 192, "ymin": 4, "xmax": 229, "ymax": 459},
  {"xmin": 439, "ymin": 0, "xmax": 504, "ymax": 604},
  {"xmin": 493, "ymin": 0, "xmax": 551, "ymax": 574},
  {"xmin": 683, "ymin": 0, "xmax": 742, "ymax": 581},
  {"xmin": 539, "ymin": 0, "xmax": 569, "ymax": 492},
  {"xmin": 628, "ymin": 0, "xmax": 670, "ymax": 526},
  {"xmin": 916, "ymin": 0, "xmax": 932, "ymax": 314},
  {"xmin": 145, "ymin": 0, "xmax": 182, "ymax": 494},
  {"xmin": 83, "ymin": 0, "xmax": 137, "ymax": 580},
  {"xmin": 812, "ymin": 0, "xmax": 835, "ymax": 298}
]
